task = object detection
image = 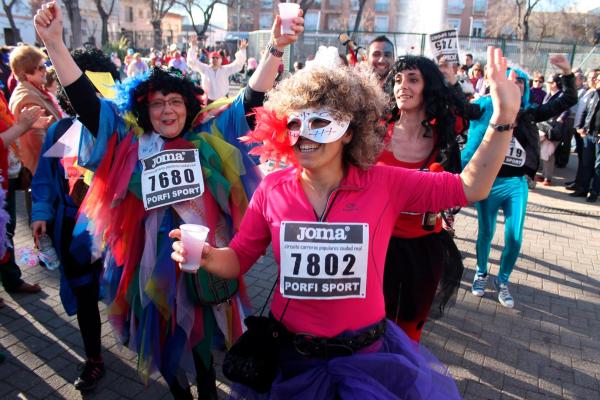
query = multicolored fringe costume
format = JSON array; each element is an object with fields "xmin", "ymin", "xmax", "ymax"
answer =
[{"xmin": 72, "ymin": 89, "xmax": 261, "ymax": 386}]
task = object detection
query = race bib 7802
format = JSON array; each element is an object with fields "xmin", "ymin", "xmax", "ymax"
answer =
[{"xmin": 279, "ymin": 221, "xmax": 369, "ymax": 300}]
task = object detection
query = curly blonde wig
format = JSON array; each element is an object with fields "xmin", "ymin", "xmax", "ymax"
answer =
[{"xmin": 264, "ymin": 65, "xmax": 387, "ymax": 169}]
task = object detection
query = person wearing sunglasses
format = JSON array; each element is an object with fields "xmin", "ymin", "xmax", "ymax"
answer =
[
  {"xmin": 34, "ymin": 2, "xmax": 303, "ymax": 398},
  {"xmin": 529, "ymin": 71, "xmax": 546, "ymax": 106},
  {"xmin": 463, "ymin": 55, "xmax": 577, "ymax": 308},
  {"xmin": 171, "ymin": 46, "xmax": 521, "ymax": 399}
]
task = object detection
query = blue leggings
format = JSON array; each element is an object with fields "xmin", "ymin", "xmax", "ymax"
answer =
[{"xmin": 475, "ymin": 176, "xmax": 528, "ymax": 284}]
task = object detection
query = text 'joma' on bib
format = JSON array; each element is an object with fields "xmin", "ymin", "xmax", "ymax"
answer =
[
  {"xmin": 279, "ymin": 221, "xmax": 369, "ymax": 300},
  {"xmin": 503, "ymin": 137, "xmax": 526, "ymax": 167},
  {"xmin": 141, "ymin": 149, "xmax": 204, "ymax": 210}
]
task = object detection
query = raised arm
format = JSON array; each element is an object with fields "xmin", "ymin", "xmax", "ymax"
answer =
[
  {"xmin": 221, "ymin": 40, "xmax": 248, "ymax": 75},
  {"xmin": 248, "ymin": 13, "xmax": 304, "ymax": 93},
  {"xmin": 34, "ymin": 2, "xmax": 101, "ymax": 135},
  {"xmin": 34, "ymin": 2, "xmax": 82, "ymax": 86},
  {"xmin": 532, "ymin": 55, "xmax": 577, "ymax": 123},
  {"xmin": 459, "ymin": 47, "xmax": 521, "ymax": 202}
]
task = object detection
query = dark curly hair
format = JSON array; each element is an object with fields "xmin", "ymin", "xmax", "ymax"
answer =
[
  {"xmin": 56, "ymin": 48, "xmax": 120, "ymax": 116},
  {"xmin": 126, "ymin": 67, "xmax": 203, "ymax": 133},
  {"xmin": 383, "ymin": 55, "xmax": 464, "ymax": 172}
]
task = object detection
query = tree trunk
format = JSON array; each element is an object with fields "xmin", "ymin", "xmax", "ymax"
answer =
[
  {"xmin": 351, "ymin": 0, "xmax": 367, "ymax": 40},
  {"xmin": 152, "ymin": 19, "xmax": 162, "ymax": 50},
  {"xmin": 2, "ymin": 3, "xmax": 22, "ymax": 43},
  {"xmin": 100, "ymin": 13, "xmax": 109, "ymax": 46},
  {"xmin": 63, "ymin": 0, "xmax": 83, "ymax": 48}
]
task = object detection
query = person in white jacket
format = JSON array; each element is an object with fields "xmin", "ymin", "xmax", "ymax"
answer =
[{"xmin": 187, "ymin": 37, "xmax": 248, "ymax": 102}]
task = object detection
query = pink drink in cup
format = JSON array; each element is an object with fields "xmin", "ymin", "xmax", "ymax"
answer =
[
  {"xmin": 278, "ymin": 2, "xmax": 300, "ymax": 35},
  {"xmin": 179, "ymin": 224, "xmax": 210, "ymax": 273}
]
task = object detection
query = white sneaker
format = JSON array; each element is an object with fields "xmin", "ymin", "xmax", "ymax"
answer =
[
  {"xmin": 471, "ymin": 274, "xmax": 488, "ymax": 297},
  {"xmin": 494, "ymin": 280, "xmax": 514, "ymax": 308}
]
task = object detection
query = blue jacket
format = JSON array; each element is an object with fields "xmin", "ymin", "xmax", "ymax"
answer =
[{"xmin": 31, "ymin": 118, "xmax": 97, "ymax": 315}]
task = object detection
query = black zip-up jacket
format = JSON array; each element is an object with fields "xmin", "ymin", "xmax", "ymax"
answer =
[{"xmin": 578, "ymin": 89, "xmax": 600, "ymax": 134}]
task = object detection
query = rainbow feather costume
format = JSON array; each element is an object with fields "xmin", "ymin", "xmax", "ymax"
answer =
[{"xmin": 72, "ymin": 90, "xmax": 261, "ymax": 385}]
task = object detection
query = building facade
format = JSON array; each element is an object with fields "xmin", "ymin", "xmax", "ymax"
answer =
[
  {"xmin": 444, "ymin": 0, "xmax": 488, "ymax": 37},
  {"xmin": 118, "ymin": 0, "xmax": 185, "ymax": 49},
  {"xmin": 228, "ymin": 0, "xmax": 403, "ymax": 34}
]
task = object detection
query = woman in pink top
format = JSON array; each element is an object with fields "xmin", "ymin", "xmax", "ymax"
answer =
[{"xmin": 171, "ymin": 47, "xmax": 521, "ymax": 399}]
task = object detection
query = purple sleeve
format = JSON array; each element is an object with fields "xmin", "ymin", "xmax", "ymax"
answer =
[
  {"xmin": 229, "ymin": 181, "xmax": 272, "ymax": 275},
  {"xmin": 387, "ymin": 167, "xmax": 468, "ymax": 214}
]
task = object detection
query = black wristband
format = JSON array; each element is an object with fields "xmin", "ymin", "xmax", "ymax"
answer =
[
  {"xmin": 266, "ymin": 43, "xmax": 284, "ymax": 58},
  {"xmin": 489, "ymin": 122, "xmax": 517, "ymax": 132}
]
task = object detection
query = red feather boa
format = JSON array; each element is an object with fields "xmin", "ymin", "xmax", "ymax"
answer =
[{"xmin": 240, "ymin": 107, "xmax": 298, "ymax": 167}]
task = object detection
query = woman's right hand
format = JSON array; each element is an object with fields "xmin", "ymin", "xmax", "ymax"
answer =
[
  {"xmin": 34, "ymin": 1, "xmax": 64, "ymax": 46},
  {"xmin": 169, "ymin": 229, "xmax": 212, "ymax": 267}
]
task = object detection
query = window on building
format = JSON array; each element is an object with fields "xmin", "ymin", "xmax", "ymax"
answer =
[
  {"xmin": 305, "ymin": 11, "xmax": 320, "ymax": 31},
  {"xmin": 351, "ymin": 0, "xmax": 360, "ymax": 11},
  {"xmin": 126, "ymin": 6, "xmax": 133, "ymax": 22},
  {"xmin": 139, "ymin": 9, "xmax": 143, "ymax": 18},
  {"xmin": 374, "ymin": 0, "xmax": 389, "ymax": 13},
  {"xmin": 328, "ymin": 0, "xmax": 341, "ymax": 8},
  {"xmin": 374, "ymin": 15, "xmax": 388, "ymax": 32},
  {"xmin": 447, "ymin": 0, "xmax": 464, "ymax": 14},
  {"xmin": 349, "ymin": 13, "xmax": 357, "ymax": 30},
  {"xmin": 261, "ymin": 0, "xmax": 273, "ymax": 9},
  {"xmin": 471, "ymin": 19, "xmax": 485, "ymax": 37},
  {"xmin": 327, "ymin": 14, "xmax": 341, "ymax": 30},
  {"xmin": 447, "ymin": 18, "xmax": 461, "ymax": 32},
  {"xmin": 259, "ymin": 12, "xmax": 273, "ymax": 29},
  {"xmin": 473, "ymin": 0, "xmax": 487, "ymax": 13},
  {"xmin": 310, "ymin": 0, "xmax": 322, "ymax": 8}
]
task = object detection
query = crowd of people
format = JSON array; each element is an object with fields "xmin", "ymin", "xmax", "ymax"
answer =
[{"xmin": 0, "ymin": 0, "xmax": 593, "ymax": 398}]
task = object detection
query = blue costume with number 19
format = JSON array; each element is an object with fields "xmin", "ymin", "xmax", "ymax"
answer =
[{"xmin": 462, "ymin": 69, "xmax": 577, "ymax": 284}]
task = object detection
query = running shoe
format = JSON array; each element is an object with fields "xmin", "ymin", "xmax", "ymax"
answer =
[
  {"xmin": 74, "ymin": 359, "xmax": 105, "ymax": 391},
  {"xmin": 471, "ymin": 274, "xmax": 488, "ymax": 297},
  {"xmin": 494, "ymin": 279, "xmax": 514, "ymax": 308}
]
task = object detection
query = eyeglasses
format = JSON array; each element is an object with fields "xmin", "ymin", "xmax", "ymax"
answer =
[{"xmin": 148, "ymin": 97, "xmax": 185, "ymax": 111}]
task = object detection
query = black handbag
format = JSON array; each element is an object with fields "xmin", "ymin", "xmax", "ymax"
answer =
[
  {"xmin": 222, "ymin": 315, "xmax": 290, "ymax": 393},
  {"xmin": 538, "ymin": 120, "xmax": 563, "ymax": 142},
  {"xmin": 222, "ymin": 281, "xmax": 290, "ymax": 393}
]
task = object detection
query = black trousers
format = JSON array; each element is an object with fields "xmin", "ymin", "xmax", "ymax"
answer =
[{"xmin": 168, "ymin": 352, "xmax": 217, "ymax": 400}]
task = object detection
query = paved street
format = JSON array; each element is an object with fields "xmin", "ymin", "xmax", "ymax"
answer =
[{"xmin": 0, "ymin": 154, "xmax": 598, "ymax": 400}]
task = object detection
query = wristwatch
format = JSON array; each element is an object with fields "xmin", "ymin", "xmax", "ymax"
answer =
[
  {"xmin": 489, "ymin": 122, "xmax": 517, "ymax": 132},
  {"xmin": 266, "ymin": 43, "xmax": 284, "ymax": 58}
]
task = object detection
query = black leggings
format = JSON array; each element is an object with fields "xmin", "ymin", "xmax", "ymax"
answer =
[
  {"xmin": 60, "ymin": 217, "xmax": 102, "ymax": 360},
  {"xmin": 71, "ymin": 279, "xmax": 102, "ymax": 359},
  {"xmin": 168, "ymin": 352, "xmax": 217, "ymax": 400}
]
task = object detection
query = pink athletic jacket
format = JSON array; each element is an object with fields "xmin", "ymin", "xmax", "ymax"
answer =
[{"xmin": 230, "ymin": 164, "xmax": 468, "ymax": 337}]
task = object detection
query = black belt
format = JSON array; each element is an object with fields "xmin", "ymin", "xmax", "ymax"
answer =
[{"xmin": 292, "ymin": 319, "xmax": 386, "ymax": 359}]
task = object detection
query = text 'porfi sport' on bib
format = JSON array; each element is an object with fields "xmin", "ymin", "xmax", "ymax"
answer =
[
  {"xmin": 279, "ymin": 221, "xmax": 369, "ymax": 300},
  {"xmin": 503, "ymin": 137, "xmax": 526, "ymax": 168},
  {"xmin": 141, "ymin": 149, "xmax": 204, "ymax": 210}
]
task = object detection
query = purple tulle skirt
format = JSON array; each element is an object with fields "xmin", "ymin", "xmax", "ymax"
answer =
[{"xmin": 228, "ymin": 319, "xmax": 461, "ymax": 399}]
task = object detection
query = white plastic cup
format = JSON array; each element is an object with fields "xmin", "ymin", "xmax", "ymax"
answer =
[
  {"xmin": 179, "ymin": 224, "xmax": 210, "ymax": 273},
  {"xmin": 278, "ymin": 2, "xmax": 300, "ymax": 35}
]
